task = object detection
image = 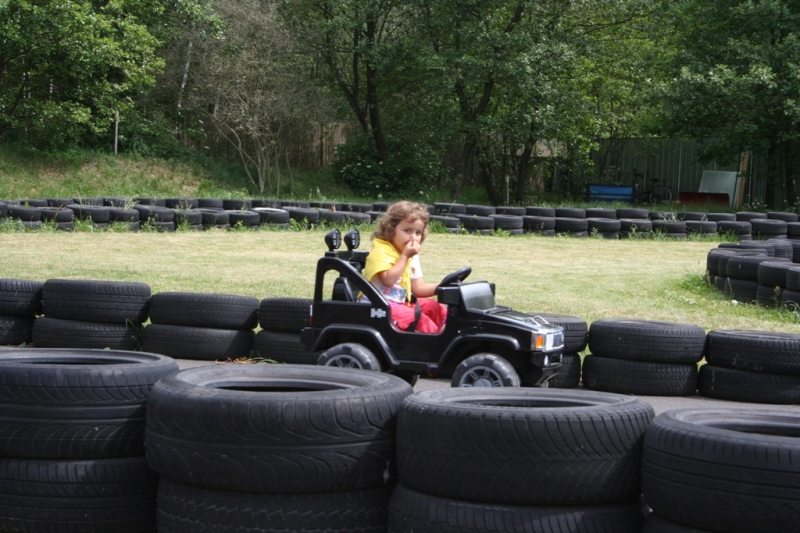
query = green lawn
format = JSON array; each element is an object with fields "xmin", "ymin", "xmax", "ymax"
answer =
[{"xmin": 1, "ymin": 228, "xmax": 796, "ymax": 334}]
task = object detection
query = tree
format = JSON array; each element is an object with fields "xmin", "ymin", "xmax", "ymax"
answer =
[
  {"xmin": 0, "ymin": 0, "xmax": 213, "ymax": 148},
  {"xmin": 658, "ymin": 0, "xmax": 800, "ymax": 206},
  {"xmin": 194, "ymin": 0, "xmax": 331, "ymax": 194}
]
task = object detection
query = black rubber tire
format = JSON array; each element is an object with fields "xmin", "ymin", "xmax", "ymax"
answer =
[
  {"xmin": 698, "ymin": 364, "xmax": 800, "ymax": 404},
  {"xmin": 705, "ymin": 249, "xmax": 740, "ymax": 277},
  {"xmin": 133, "ymin": 205, "xmax": 174, "ymax": 222},
  {"xmin": 341, "ymin": 202, "xmax": 374, "ymax": 213},
  {"xmin": 585, "ymin": 208, "xmax": 617, "ymax": 219},
  {"xmin": 554, "ymin": 217, "xmax": 588, "ymax": 232},
  {"xmin": 546, "ymin": 353, "xmax": 581, "ymax": 388},
  {"xmin": 102, "ymin": 197, "xmax": 129, "ymax": 208},
  {"xmin": 253, "ymin": 330, "xmax": 320, "ymax": 364},
  {"xmin": 676, "ymin": 211, "xmax": 706, "ymax": 221},
  {"xmin": 198, "ymin": 198, "xmax": 224, "ymax": 208},
  {"xmin": 642, "ymin": 515, "xmax": 713, "ymax": 533},
  {"xmin": 555, "ymin": 207, "xmax": 586, "ymax": 219},
  {"xmin": 164, "ymin": 198, "xmax": 199, "ymax": 209},
  {"xmin": 782, "ymin": 288, "xmax": 800, "ymax": 308},
  {"xmin": 716, "ymin": 251, "xmax": 765, "ymax": 278},
  {"xmin": 172, "ymin": 209, "xmax": 203, "ymax": 225},
  {"xmin": 718, "ymin": 241, "xmax": 775, "ymax": 257},
  {"xmin": 0, "ymin": 456, "xmax": 158, "ymax": 533},
  {"xmin": 705, "ymin": 329, "xmax": 800, "ymax": 375},
  {"xmin": 455, "ymin": 214, "xmax": 494, "ymax": 230},
  {"xmin": 253, "ymin": 207, "xmax": 290, "ymax": 224},
  {"xmin": 768, "ymin": 211, "xmax": 799, "ymax": 222},
  {"xmin": 7, "ymin": 204, "xmax": 42, "ymax": 221},
  {"xmin": 133, "ymin": 197, "xmax": 166, "ymax": 207},
  {"xmin": 450, "ymin": 353, "xmax": 520, "ymax": 387},
  {"xmin": 42, "ymin": 279, "xmax": 151, "ymax": 324},
  {"xmin": 751, "ymin": 218, "xmax": 788, "ymax": 238},
  {"xmin": 145, "ymin": 365, "xmax": 413, "ymax": 492},
  {"xmin": 756, "ymin": 284, "xmax": 781, "ymax": 307},
  {"xmin": 616, "ymin": 208, "xmax": 649, "ymax": 219},
  {"xmin": 148, "ymin": 292, "xmax": 259, "ymax": 330},
  {"xmin": 529, "ymin": 313, "xmax": 588, "ymax": 352},
  {"xmin": 495, "ymin": 206, "xmax": 526, "ymax": 216},
  {"xmin": 705, "ymin": 212, "xmax": 735, "ymax": 222},
  {"xmin": 257, "ymin": 297, "xmax": 311, "ymax": 332},
  {"xmin": 198, "ymin": 209, "xmax": 229, "ymax": 225},
  {"xmin": 526, "ymin": 206, "xmax": 556, "ymax": 217},
  {"xmin": 642, "ymin": 408, "xmax": 800, "ymax": 532},
  {"xmin": 766, "ymin": 238, "xmax": 793, "ymax": 259},
  {"xmin": 651, "ymin": 220, "xmax": 686, "ymax": 234},
  {"xmin": 40, "ymin": 207, "xmax": 74, "ymax": 222},
  {"xmin": 685, "ymin": 220, "xmax": 717, "ymax": 234},
  {"xmin": 0, "ymin": 348, "xmax": 176, "ymax": 458},
  {"xmin": 727, "ymin": 255, "xmax": 789, "ymax": 280},
  {"xmin": 141, "ymin": 324, "xmax": 254, "ymax": 361},
  {"xmin": 588, "ymin": 318, "xmax": 706, "ymax": 363},
  {"xmin": 465, "ymin": 204, "xmax": 496, "ymax": 216},
  {"xmin": 586, "ymin": 218, "xmax": 622, "ymax": 232},
  {"xmin": 582, "ymin": 355, "xmax": 698, "ymax": 396},
  {"xmin": 283, "ymin": 206, "xmax": 320, "ymax": 224},
  {"xmin": 736, "ymin": 211, "xmax": 768, "ymax": 222},
  {"xmin": 717, "ymin": 220, "xmax": 752, "ymax": 236},
  {"xmin": 45, "ymin": 198, "xmax": 74, "ymax": 207},
  {"xmin": 619, "ymin": 218, "xmax": 652, "ymax": 232},
  {"xmin": 108, "ymin": 208, "xmax": 139, "ymax": 222},
  {"xmin": 0, "ymin": 314, "xmax": 34, "ymax": 345},
  {"xmin": 0, "ymin": 202, "xmax": 7, "ymax": 217},
  {"xmin": 0, "ymin": 278, "xmax": 43, "ymax": 316},
  {"xmin": 387, "ymin": 483, "xmax": 644, "ymax": 533},
  {"xmin": 789, "ymin": 223, "xmax": 800, "ymax": 239},
  {"xmin": 222, "ymin": 199, "xmax": 252, "ymax": 210},
  {"xmin": 157, "ymin": 478, "xmax": 391, "ymax": 533},
  {"xmin": 723, "ymin": 277, "xmax": 759, "ymax": 302},
  {"xmin": 227, "ymin": 210, "xmax": 260, "ymax": 226},
  {"xmin": 522, "ymin": 215, "xmax": 556, "ymax": 231},
  {"xmin": 396, "ymin": 388, "xmax": 654, "ymax": 505},
  {"xmin": 32, "ymin": 317, "xmax": 140, "ymax": 350},
  {"xmin": 489, "ymin": 214, "xmax": 523, "ymax": 229},
  {"xmin": 434, "ymin": 203, "xmax": 466, "ymax": 215},
  {"xmin": 372, "ymin": 201, "xmax": 390, "ymax": 212}
]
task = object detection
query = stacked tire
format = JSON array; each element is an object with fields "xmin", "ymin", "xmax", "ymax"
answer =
[
  {"xmin": 0, "ymin": 278, "xmax": 42, "ymax": 346},
  {"xmin": 642, "ymin": 408, "xmax": 800, "ymax": 533},
  {"xmin": 142, "ymin": 292, "xmax": 258, "ymax": 360},
  {"xmin": 0, "ymin": 348, "xmax": 178, "ymax": 533},
  {"xmin": 147, "ymin": 365, "xmax": 414, "ymax": 533},
  {"xmin": 390, "ymin": 388, "xmax": 655, "ymax": 533},
  {"xmin": 253, "ymin": 297, "xmax": 319, "ymax": 364},
  {"xmin": 698, "ymin": 330, "xmax": 800, "ymax": 404},
  {"xmin": 32, "ymin": 279, "xmax": 149, "ymax": 350},
  {"xmin": 583, "ymin": 319, "xmax": 706, "ymax": 396},
  {"xmin": 526, "ymin": 313, "xmax": 587, "ymax": 388}
]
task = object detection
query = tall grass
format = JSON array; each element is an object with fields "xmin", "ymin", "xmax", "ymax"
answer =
[{"xmin": 1, "ymin": 228, "xmax": 797, "ymax": 334}]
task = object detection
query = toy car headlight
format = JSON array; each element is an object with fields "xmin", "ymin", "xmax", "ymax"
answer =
[
  {"xmin": 344, "ymin": 228, "xmax": 360, "ymax": 251},
  {"xmin": 325, "ymin": 229, "xmax": 341, "ymax": 251},
  {"xmin": 532, "ymin": 331, "xmax": 564, "ymax": 352}
]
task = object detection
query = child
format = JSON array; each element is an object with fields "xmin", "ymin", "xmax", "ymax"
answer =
[{"xmin": 363, "ymin": 201, "xmax": 447, "ymax": 334}]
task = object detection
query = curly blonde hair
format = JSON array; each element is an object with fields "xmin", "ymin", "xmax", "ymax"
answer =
[{"xmin": 372, "ymin": 201, "xmax": 430, "ymax": 243}]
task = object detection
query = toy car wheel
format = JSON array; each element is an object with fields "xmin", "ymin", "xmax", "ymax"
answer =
[
  {"xmin": 451, "ymin": 353, "xmax": 520, "ymax": 388},
  {"xmin": 317, "ymin": 343, "xmax": 382, "ymax": 371}
]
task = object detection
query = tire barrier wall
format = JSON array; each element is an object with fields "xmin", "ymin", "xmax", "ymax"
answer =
[
  {"xmin": 7, "ymin": 276, "xmax": 800, "ymax": 403},
  {"xmin": 2, "ymin": 197, "xmax": 798, "ymax": 239},
  {"xmin": 147, "ymin": 365, "xmax": 413, "ymax": 533},
  {"xmin": 0, "ymin": 348, "xmax": 179, "ymax": 533}
]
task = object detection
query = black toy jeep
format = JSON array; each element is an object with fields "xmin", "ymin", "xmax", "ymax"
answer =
[{"xmin": 300, "ymin": 229, "xmax": 564, "ymax": 387}]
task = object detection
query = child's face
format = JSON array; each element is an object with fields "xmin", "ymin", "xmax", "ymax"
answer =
[{"xmin": 391, "ymin": 217, "xmax": 425, "ymax": 251}]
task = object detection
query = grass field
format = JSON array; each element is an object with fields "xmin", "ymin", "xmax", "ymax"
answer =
[{"xmin": 2, "ymin": 228, "xmax": 797, "ymax": 335}]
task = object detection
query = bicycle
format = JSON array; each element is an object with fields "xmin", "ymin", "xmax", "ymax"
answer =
[{"xmin": 631, "ymin": 169, "xmax": 673, "ymax": 205}]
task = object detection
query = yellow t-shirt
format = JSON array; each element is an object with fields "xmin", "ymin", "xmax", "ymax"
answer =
[{"xmin": 363, "ymin": 238, "xmax": 421, "ymax": 304}]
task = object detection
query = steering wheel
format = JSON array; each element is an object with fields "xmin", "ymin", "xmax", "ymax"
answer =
[{"xmin": 439, "ymin": 266, "xmax": 472, "ymax": 287}]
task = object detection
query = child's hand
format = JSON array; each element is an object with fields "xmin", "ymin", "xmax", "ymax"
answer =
[{"xmin": 403, "ymin": 238, "xmax": 420, "ymax": 258}]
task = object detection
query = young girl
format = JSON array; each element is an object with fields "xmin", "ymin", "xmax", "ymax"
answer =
[{"xmin": 363, "ymin": 201, "xmax": 447, "ymax": 334}]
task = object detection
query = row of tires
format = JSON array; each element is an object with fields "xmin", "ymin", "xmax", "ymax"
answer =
[
  {"xmin": 1, "ymin": 350, "xmax": 797, "ymax": 533},
  {"xmin": 4, "ymin": 197, "xmax": 798, "ymax": 238},
  {"xmin": 4, "ymin": 277, "xmax": 800, "ymax": 404}
]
